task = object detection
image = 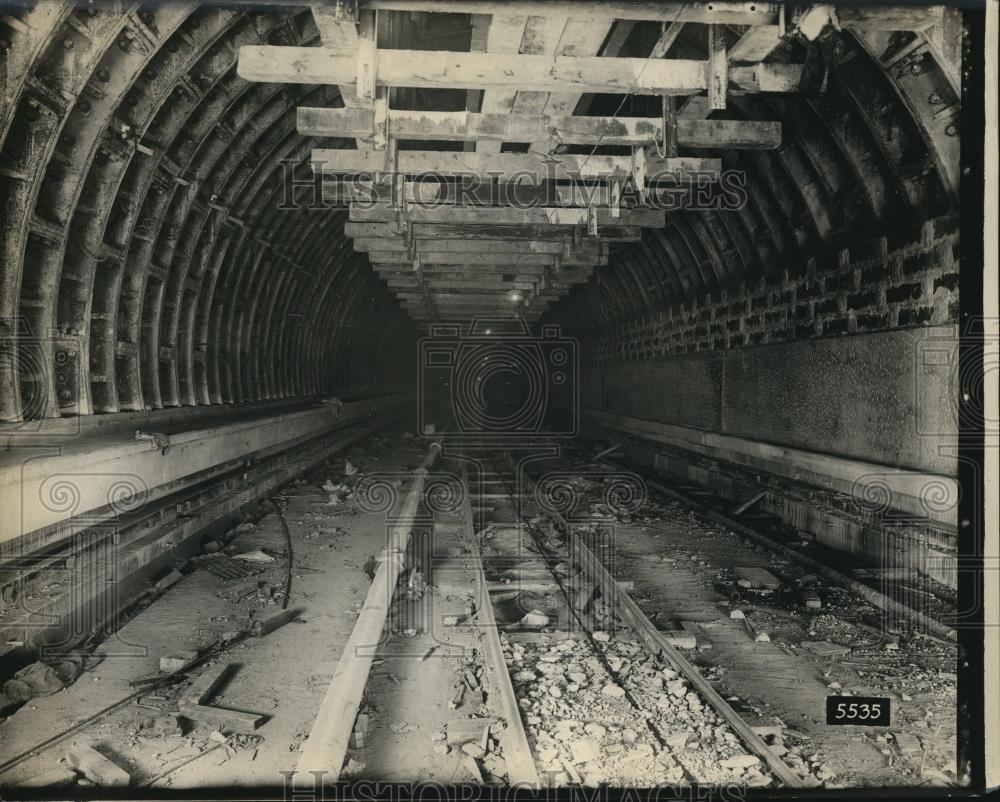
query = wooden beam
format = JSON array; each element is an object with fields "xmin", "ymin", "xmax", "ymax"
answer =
[
  {"xmin": 313, "ymin": 149, "xmax": 721, "ymax": 182},
  {"xmin": 386, "ymin": 277, "xmax": 573, "ymax": 290},
  {"xmin": 299, "ymin": 107, "xmax": 782, "ymax": 148},
  {"xmin": 344, "ymin": 221, "xmax": 643, "ymax": 241},
  {"xmin": 834, "ymin": 5, "xmax": 945, "ymax": 32},
  {"xmin": 369, "ymin": 251, "xmax": 601, "ymax": 267},
  {"xmin": 728, "ymin": 25, "xmax": 785, "ymax": 62},
  {"xmin": 374, "ymin": 262, "xmax": 595, "ymax": 277},
  {"xmin": 650, "ymin": 20, "xmax": 685, "ymax": 58},
  {"xmin": 678, "ymin": 94, "xmax": 712, "ymax": 120},
  {"xmin": 360, "ymin": 2, "xmax": 781, "ymax": 26},
  {"xmin": 396, "ymin": 289, "xmax": 564, "ymax": 301},
  {"xmin": 354, "ymin": 237, "xmax": 567, "ymax": 254},
  {"xmin": 355, "ymin": 239, "xmax": 608, "ymax": 261},
  {"xmin": 477, "ymin": 14, "xmax": 529, "ymax": 154},
  {"xmin": 381, "ymin": 272, "xmax": 589, "ymax": 287},
  {"xmin": 349, "ymin": 203, "xmax": 663, "ymax": 228},
  {"xmin": 238, "ymin": 46, "xmax": 803, "ymax": 96}
]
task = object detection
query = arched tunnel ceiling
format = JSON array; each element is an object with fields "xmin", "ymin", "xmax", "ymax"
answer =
[{"xmin": 0, "ymin": 3, "xmax": 962, "ymax": 422}]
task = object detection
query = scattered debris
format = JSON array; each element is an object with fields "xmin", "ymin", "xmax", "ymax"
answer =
[
  {"xmin": 520, "ymin": 610, "xmax": 550, "ymax": 628},
  {"xmin": 233, "ymin": 550, "xmax": 275, "ymax": 563},
  {"xmin": 190, "ymin": 554, "xmax": 265, "ymax": 580},
  {"xmin": 801, "ymin": 640, "xmax": 852, "ymax": 657},
  {"xmin": 734, "ymin": 567, "xmax": 782, "ymax": 590}
]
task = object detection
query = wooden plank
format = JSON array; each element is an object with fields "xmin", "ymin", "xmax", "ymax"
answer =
[
  {"xmin": 396, "ymin": 290, "xmax": 563, "ymax": 302},
  {"xmin": 401, "ymin": 299, "xmax": 552, "ymax": 311},
  {"xmin": 239, "ymin": 46, "xmax": 803, "ymax": 96},
  {"xmin": 344, "ymin": 221, "xmax": 643, "ymax": 241},
  {"xmin": 728, "ymin": 25, "xmax": 785, "ymax": 62},
  {"xmin": 298, "ymin": 107, "xmax": 782, "ymax": 148},
  {"xmin": 372, "ymin": 260, "xmax": 589, "ymax": 274},
  {"xmin": 294, "ymin": 447, "xmax": 441, "ymax": 785},
  {"xmin": 651, "ymin": 20, "xmax": 685, "ymax": 57},
  {"xmin": 369, "ymin": 252, "xmax": 597, "ymax": 268},
  {"xmin": 369, "ymin": 251, "xmax": 592, "ymax": 267},
  {"xmin": 835, "ymin": 5, "xmax": 944, "ymax": 31},
  {"xmin": 313, "ymin": 148, "xmax": 721, "ymax": 182},
  {"xmin": 178, "ymin": 664, "xmax": 265, "ymax": 733},
  {"xmin": 353, "ymin": 237, "xmax": 571, "ymax": 255},
  {"xmin": 510, "ymin": 16, "xmax": 570, "ymax": 115},
  {"xmin": 361, "ymin": 2, "xmax": 781, "ymax": 26},
  {"xmin": 678, "ymin": 94, "xmax": 711, "ymax": 121},
  {"xmin": 387, "ymin": 279, "xmax": 573, "ymax": 291},
  {"xmin": 478, "ymin": 14, "xmax": 530, "ymax": 154},
  {"xmin": 350, "ymin": 203, "xmax": 663, "ymax": 228},
  {"xmin": 532, "ymin": 16, "xmax": 614, "ymax": 146},
  {"xmin": 65, "ymin": 745, "xmax": 130, "ymax": 787},
  {"xmin": 378, "ymin": 265, "xmax": 593, "ymax": 279}
]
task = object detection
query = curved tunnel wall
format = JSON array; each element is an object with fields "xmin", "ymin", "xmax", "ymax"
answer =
[
  {"xmin": 541, "ymin": 20, "xmax": 962, "ymax": 478},
  {"xmin": 0, "ymin": 4, "xmax": 961, "ymax": 462},
  {"xmin": 1, "ymin": 4, "xmax": 415, "ymax": 425}
]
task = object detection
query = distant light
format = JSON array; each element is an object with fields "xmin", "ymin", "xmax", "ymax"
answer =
[
  {"xmin": 485, "ymin": 328, "xmax": 492, "ymax": 334},
  {"xmin": 507, "ymin": 289, "xmax": 523, "ymax": 303}
]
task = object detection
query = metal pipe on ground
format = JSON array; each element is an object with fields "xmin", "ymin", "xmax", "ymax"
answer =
[{"xmin": 293, "ymin": 441, "xmax": 442, "ymax": 787}]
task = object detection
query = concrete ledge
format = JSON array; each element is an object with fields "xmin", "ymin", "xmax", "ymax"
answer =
[
  {"xmin": 0, "ymin": 395, "xmax": 410, "ymax": 546},
  {"xmin": 582, "ymin": 407, "xmax": 958, "ymax": 528}
]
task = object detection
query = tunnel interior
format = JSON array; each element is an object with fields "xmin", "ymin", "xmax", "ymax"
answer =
[{"xmin": 0, "ymin": 0, "xmax": 975, "ymax": 793}]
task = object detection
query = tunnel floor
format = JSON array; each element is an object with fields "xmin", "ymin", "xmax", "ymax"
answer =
[{"xmin": 0, "ymin": 431, "xmax": 957, "ymax": 789}]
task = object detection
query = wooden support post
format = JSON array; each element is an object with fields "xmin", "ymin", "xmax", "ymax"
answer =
[
  {"xmin": 708, "ymin": 25, "xmax": 728, "ymax": 110},
  {"xmin": 663, "ymin": 95, "xmax": 679, "ymax": 157},
  {"xmin": 355, "ymin": 15, "xmax": 376, "ymax": 101}
]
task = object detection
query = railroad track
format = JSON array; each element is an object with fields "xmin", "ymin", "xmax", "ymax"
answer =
[
  {"xmin": 290, "ymin": 441, "xmax": 810, "ymax": 788},
  {"xmin": 0, "ymin": 437, "xmax": 811, "ymax": 789},
  {"xmin": 456, "ymin": 447, "xmax": 810, "ymax": 788}
]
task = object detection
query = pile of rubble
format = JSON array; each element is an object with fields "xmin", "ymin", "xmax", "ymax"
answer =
[{"xmin": 502, "ymin": 632, "xmax": 776, "ymax": 787}]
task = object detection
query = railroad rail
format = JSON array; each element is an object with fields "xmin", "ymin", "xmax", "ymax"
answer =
[{"xmin": 469, "ymin": 448, "xmax": 811, "ymax": 788}]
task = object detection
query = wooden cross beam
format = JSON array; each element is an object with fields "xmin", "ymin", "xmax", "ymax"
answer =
[
  {"xmin": 361, "ymin": 2, "xmax": 782, "ymax": 26},
  {"xmin": 325, "ymin": 180, "xmax": 736, "ymax": 210},
  {"xmin": 373, "ymin": 263, "xmax": 595, "ymax": 279},
  {"xmin": 313, "ymin": 149, "xmax": 721, "ymax": 183},
  {"xmin": 343, "ymin": 222, "xmax": 644, "ymax": 241},
  {"xmin": 238, "ymin": 46, "xmax": 804, "ymax": 95},
  {"xmin": 298, "ymin": 107, "xmax": 782, "ymax": 148},
  {"xmin": 360, "ymin": 2, "xmax": 944, "ymax": 31},
  {"xmin": 368, "ymin": 252, "xmax": 601, "ymax": 268},
  {"xmin": 384, "ymin": 276, "xmax": 574, "ymax": 289},
  {"xmin": 349, "ymin": 203, "xmax": 664, "ymax": 228},
  {"xmin": 728, "ymin": 25, "xmax": 786, "ymax": 62},
  {"xmin": 353, "ymin": 239, "xmax": 608, "ymax": 261}
]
